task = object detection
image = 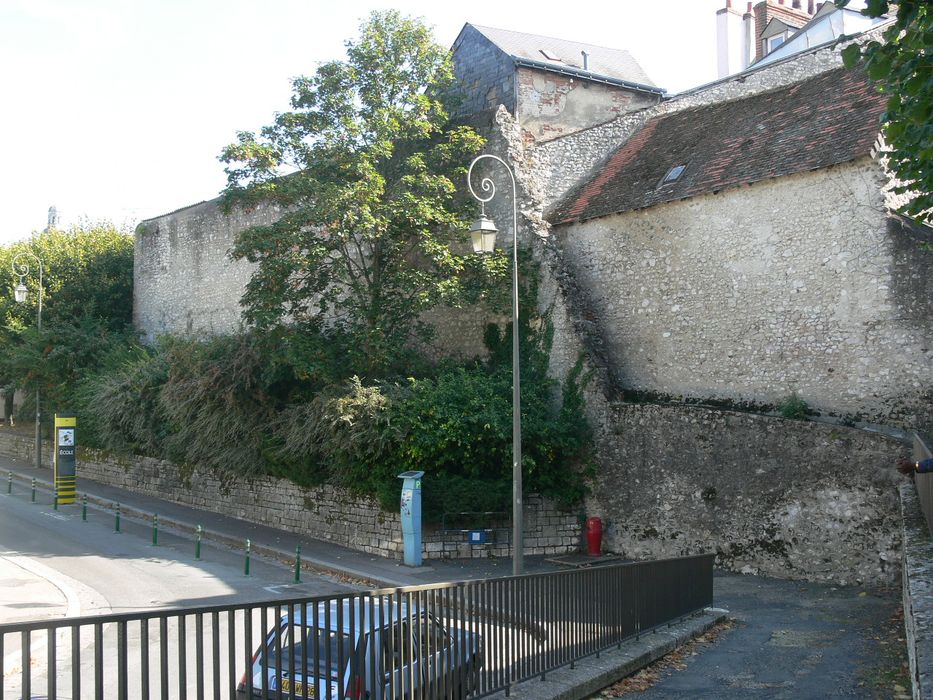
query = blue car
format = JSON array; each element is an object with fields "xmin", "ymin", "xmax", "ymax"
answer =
[{"xmin": 237, "ymin": 596, "xmax": 483, "ymax": 699}]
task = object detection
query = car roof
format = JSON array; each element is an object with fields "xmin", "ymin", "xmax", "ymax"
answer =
[{"xmin": 282, "ymin": 597, "xmax": 422, "ymax": 634}]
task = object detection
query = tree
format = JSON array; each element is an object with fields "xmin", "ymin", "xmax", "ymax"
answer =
[
  {"xmin": 220, "ymin": 11, "xmax": 496, "ymax": 376},
  {"xmin": 0, "ymin": 223, "xmax": 135, "ymax": 415},
  {"xmin": 839, "ymin": 0, "xmax": 932, "ymax": 223}
]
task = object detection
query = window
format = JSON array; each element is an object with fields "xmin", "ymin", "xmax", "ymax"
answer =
[{"xmin": 659, "ymin": 164, "xmax": 686, "ymax": 187}]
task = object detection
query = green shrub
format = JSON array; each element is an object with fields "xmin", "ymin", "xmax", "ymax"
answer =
[{"xmin": 778, "ymin": 392, "xmax": 810, "ymax": 420}]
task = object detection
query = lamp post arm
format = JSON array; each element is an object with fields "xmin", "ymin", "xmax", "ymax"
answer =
[{"xmin": 467, "ymin": 154, "xmax": 523, "ymax": 576}]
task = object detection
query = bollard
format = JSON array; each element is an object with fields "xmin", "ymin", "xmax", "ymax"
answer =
[
  {"xmin": 294, "ymin": 545, "xmax": 301, "ymax": 583},
  {"xmin": 152, "ymin": 514, "xmax": 159, "ymax": 546},
  {"xmin": 115, "ymin": 503, "xmax": 121, "ymax": 533},
  {"xmin": 53, "ymin": 493, "xmax": 58, "ymax": 511},
  {"xmin": 31, "ymin": 478, "xmax": 36, "ymax": 503},
  {"xmin": 7, "ymin": 471, "xmax": 11, "ymax": 494},
  {"xmin": 244, "ymin": 539, "xmax": 251, "ymax": 576},
  {"xmin": 195, "ymin": 525, "xmax": 202, "ymax": 560},
  {"xmin": 82, "ymin": 494, "xmax": 87, "ymax": 521}
]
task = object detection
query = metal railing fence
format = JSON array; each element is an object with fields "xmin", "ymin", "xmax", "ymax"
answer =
[{"xmin": 0, "ymin": 553, "xmax": 713, "ymax": 699}]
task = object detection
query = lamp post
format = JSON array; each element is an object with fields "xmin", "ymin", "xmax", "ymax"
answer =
[
  {"xmin": 467, "ymin": 154, "xmax": 523, "ymax": 576},
  {"xmin": 11, "ymin": 252, "xmax": 43, "ymax": 470}
]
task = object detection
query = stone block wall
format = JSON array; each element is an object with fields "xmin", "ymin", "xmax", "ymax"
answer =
[
  {"xmin": 554, "ymin": 160, "xmax": 933, "ymax": 428},
  {"xmin": 134, "ymin": 199, "xmax": 281, "ymax": 340},
  {"xmin": 586, "ymin": 403, "xmax": 905, "ymax": 586},
  {"xmin": 0, "ymin": 432, "xmax": 579, "ymax": 561}
]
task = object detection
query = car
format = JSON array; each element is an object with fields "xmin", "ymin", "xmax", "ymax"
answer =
[{"xmin": 237, "ymin": 596, "xmax": 483, "ymax": 699}]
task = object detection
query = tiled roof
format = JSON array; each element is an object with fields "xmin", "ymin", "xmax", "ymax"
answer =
[
  {"xmin": 552, "ymin": 67, "xmax": 886, "ymax": 225},
  {"xmin": 469, "ymin": 24, "xmax": 656, "ymax": 88}
]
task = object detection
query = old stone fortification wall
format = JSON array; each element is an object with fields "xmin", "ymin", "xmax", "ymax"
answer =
[
  {"xmin": 555, "ymin": 161, "xmax": 933, "ymax": 428},
  {"xmin": 587, "ymin": 403, "xmax": 904, "ymax": 585},
  {"xmin": 134, "ymin": 199, "xmax": 279, "ymax": 341},
  {"xmin": 0, "ymin": 432, "xmax": 578, "ymax": 561}
]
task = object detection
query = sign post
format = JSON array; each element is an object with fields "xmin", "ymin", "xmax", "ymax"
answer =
[{"xmin": 53, "ymin": 414, "xmax": 77, "ymax": 505}]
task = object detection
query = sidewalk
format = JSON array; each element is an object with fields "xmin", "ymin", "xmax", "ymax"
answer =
[{"xmin": 0, "ymin": 453, "xmax": 562, "ymax": 589}]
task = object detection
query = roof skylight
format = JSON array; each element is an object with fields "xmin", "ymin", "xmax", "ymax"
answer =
[{"xmin": 660, "ymin": 164, "xmax": 686, "ymax": 186}]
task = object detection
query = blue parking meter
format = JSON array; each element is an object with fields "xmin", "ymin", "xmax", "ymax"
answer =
[{"xmin": 398, "ymin": 471, "xmax": 424, "ymax": 567}]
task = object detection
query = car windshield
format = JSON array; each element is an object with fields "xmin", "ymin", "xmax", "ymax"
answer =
[{"xmin": 263, "ymin": 625, "xmax": 355, "ymax": 681}]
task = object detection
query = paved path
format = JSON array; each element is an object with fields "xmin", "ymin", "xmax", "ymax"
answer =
[{"xmin": 607, "ymin": 573, "xmax": 906, "ymax": 699}]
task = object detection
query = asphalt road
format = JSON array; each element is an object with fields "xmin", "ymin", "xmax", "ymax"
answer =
[{"xmin": 0, "ymin": 487, "xmax": 359, "ymax": 698}]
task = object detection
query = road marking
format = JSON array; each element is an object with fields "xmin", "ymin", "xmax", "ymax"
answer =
[
  {"xmin": 1, "ymin": 551, "xmax": 86, "ymax": 677},
  {"xmin": 42, "ymin": 511, "xmax": 70, "ymax": 521}
]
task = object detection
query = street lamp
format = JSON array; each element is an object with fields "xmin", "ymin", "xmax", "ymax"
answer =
[
  {"xmin": 466, "ymin": 154, "xmax": 523, "ymax": 576},
  {"xmin": 11, "ymin": 252, "xmax": 44, "ymax": 470}
]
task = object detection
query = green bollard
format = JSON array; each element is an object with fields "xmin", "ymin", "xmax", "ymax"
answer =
[
  {"xmin": 294, "ymin": 545, "xmax": 301, "ymax": 583},
  {"xmin": 152, "ymin": 514, "xmax": 159, "ymax": 546},
  {"xmin": 7, "ymin": 471, "xmax": 11, "ymax": 494},
  {"xmin": 31, "ymin": 478, "xmax": 36, "ymax": 503},
  {"xmin": 115, "ymin": 503, "xmax": 121, "ymax": 533},
  {"xmin": 82, "ymin": 494, "xmax": 87, "ymax": 521},
  {"xmin": 195, "ymin": 525, "xmax": 202, "ymax": 560},
  {"xmin": 244, "ymin": 539, "xmax": 251, "ymax": 576}
]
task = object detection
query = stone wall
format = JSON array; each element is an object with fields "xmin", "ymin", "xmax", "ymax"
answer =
[
  {"xmin": 0, "ymin": 432, "xmax": 579, "ymax": 561},
  {"xmin": 554, "ymin": 160, "xmax": 933, "ymax": 428},
  {"xmin": 134, "ymin": 199, "xmax": 281, "ymax": 340},
  {"xmin": 586, "ymin": 402, "xmax": 905, "ymax": 585}
]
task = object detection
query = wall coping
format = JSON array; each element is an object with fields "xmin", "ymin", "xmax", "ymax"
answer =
[{"xmin": 900, "ymin": 479, "xmax": 933, "ymax": 699}]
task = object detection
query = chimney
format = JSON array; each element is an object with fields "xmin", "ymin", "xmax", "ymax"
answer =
[
  {"xmin": 581, "ymin": 50, "xmax": 589, "ymax": 71},
  {"xmin": 807, "ymin": 0, "xmax": 814, "ymax": 12},
  {"xmin": 717, "ymin": 1, "xmax": 749, "ymax": 78},
  {"xmin": 792, "ymin": 0, "xmax": 801, "ymax": 7}
]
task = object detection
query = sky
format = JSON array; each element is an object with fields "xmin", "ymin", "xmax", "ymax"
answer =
[{"xmin": 0, "ymin": 0, "xmax": 731, "ymax": 243}]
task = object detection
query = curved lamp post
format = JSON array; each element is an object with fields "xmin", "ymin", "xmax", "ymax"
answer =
[
  {"xmin": 467, "ymin": 154, "xmax": 523, "ymax": 576},
  {"xmin": 11, "ymin": 252, "xmax": 43, "ymax": 469}
]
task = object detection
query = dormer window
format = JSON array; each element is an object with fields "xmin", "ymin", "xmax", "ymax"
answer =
[
  {"xmin": 659, "ymin": 164, "xmax": 686, "ymax": 187},
  {"xmin": 765, "ymin": 33, "xmax": 788, "ymax": 53}
]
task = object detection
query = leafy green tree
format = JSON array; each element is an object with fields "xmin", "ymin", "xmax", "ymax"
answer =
[
  {"xmin": 0, "ymin": 223, "xmax": 134, "ymax": 418},
  {"xmin": 220, "ymin": 11, "xmax": 496, "ymax": 376},
  {"xmin": 839, "ymin": 0, "xmax": 932, "ymax": 223}
]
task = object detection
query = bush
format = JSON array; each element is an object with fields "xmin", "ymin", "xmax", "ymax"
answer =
[{"xmin": 778, "ymin": 392, "xmax": 810, "ymax": 420}]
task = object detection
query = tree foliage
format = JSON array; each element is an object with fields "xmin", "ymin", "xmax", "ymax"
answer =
[
  {"xmin": 220, "ymin": 11, "xmax": 497, "ymax": 376},
  {"xmin": 0, "ymin": 224, "xmax": 134, "ymax": 414},
  {"xmin": 839, "ymin": 0, "xmax": 932, "ymax": 222}
]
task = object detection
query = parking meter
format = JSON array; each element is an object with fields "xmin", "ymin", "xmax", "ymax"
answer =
[{"xmin": 398, "ymin": 471, "xmax": 424, "ymax": 567}]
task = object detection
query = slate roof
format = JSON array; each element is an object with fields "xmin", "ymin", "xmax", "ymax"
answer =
[
  {"xmin": 469, "ymin": 24, "xmax": 658, "ymax": 91},
  {"xmin": 552, "ymin": 67, "xmax": 886, "ymax": 225}
]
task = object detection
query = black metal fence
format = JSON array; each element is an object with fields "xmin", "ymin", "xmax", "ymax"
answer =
[{"xmin": 0, "ymin": 553, "xmax": 713, "ymax": 699}]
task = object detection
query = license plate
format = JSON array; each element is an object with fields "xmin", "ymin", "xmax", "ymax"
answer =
[{"xmin": 280, "ymin": 677, "xmax": 314, "ymax": 697}]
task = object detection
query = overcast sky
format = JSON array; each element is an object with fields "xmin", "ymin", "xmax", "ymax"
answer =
[{"xmin": 0, "ymin": 0, "xmax": 733, "ymax": 243}]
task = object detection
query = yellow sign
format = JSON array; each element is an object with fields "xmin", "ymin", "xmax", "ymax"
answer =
[{"xmin": 53, "ymin": 414, "xmax": 77, "ymax": 505}]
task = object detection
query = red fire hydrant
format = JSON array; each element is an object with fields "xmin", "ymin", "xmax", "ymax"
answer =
[{"xmin": 585, "ymin": 517, "xmax": 603, "ymax": 556}]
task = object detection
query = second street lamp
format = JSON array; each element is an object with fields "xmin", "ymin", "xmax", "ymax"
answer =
[
  {"xmin": 11, "ymin": 252, "xmax": 44, "ymax": 470},
  {"xmin": 466, "ymin": 154, "xmax": 523, "ymax": 576}
]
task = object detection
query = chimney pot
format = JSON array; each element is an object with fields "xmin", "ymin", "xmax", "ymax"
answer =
[
  {"xmin": 808, "ymin": 0, "xmax": 814, "ymax": 12},
  {"xmin": 727, "ymin": 0, "xmax": 732, "ymax": 7},
  {"xmin": 792, "ymin": 0, "xmax": 800, "ymax": 7}
]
